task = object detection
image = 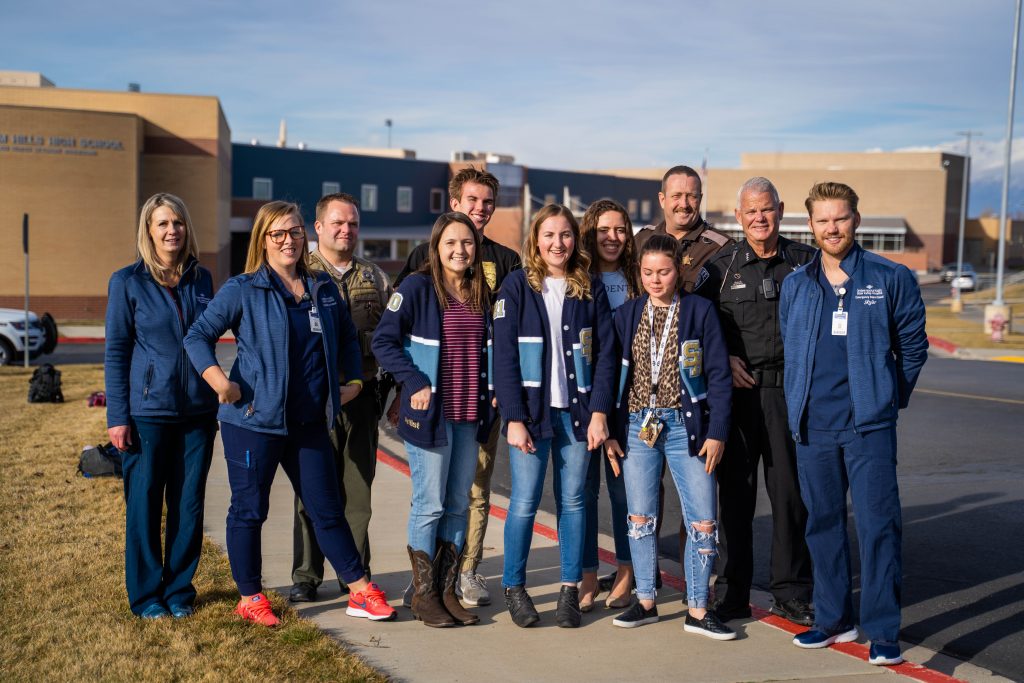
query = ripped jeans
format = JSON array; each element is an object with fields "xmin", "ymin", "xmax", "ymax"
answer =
[{"xmin": 623, "ymin": 408, "xmax": 718, "ymax": 605}]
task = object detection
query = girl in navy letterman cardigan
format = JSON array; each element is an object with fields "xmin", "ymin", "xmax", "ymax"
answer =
[{"xmin": 492, "ymin": 205, "xmax": 617, "ymax": 628}]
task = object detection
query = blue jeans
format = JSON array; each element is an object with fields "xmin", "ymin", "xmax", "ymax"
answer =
[
  {"xmin": 622, "ymin": 408, "xmax": 717, "ymax": 605},
  {"xmin": 583, "ymin": 445, "xmax": 631, "ymax": 571},
  {"xmin": 221, "ymin": 421, "xmax": 365, "ymax": 595},
  {"xmin": 405, "ymin": 421, "xmax": 481, "ymax": 554},
  {"xmin": 123, "ymin": 416, "xmax": 217, "ymax": 615},
  {"xmin": 503, "ymin": 407, "xmax": 591, "ymax": 587},
  {"xmin": 796, "ymin": 426, "xmax": 902, "ymax": 645}
]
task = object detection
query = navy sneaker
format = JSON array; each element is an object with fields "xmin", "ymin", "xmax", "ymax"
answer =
[
  {"xmin": 139, "ymin": 603, "xmax": 170, "ymax": 620},
  {"xmin": 868, "ymin": 642, "xmax": 904, "ymax": 666},
  {"xmin": 168, "ymin": 604, "xmax": 194, "ymax": 619},
  {"xmin": 793, "ymin": 626, "xmax": 859, "ymax": 648}
]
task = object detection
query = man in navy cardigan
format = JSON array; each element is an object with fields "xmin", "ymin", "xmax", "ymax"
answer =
[{"xmin": 779, "ymin": 182, "xmax": 927, "ymax": 667}]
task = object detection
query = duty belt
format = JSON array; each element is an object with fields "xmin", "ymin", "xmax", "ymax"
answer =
[{"xmin": 751, "ymin": 368, "xmax": 784, "ymax": 388}]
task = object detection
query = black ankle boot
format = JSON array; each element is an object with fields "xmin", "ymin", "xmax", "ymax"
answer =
[
  {"xmin": 504, "ymin": 586, "xmax": 540, "ymax": 628},
  {"xmin": 556, "ymin": 585, "xmax": 582, "ymax": 628}
]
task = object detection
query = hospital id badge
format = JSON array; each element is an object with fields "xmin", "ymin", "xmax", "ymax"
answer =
[
  {"xmin": 309, "ymin": 308, "xmax": 322, "ymax": 333},
  {"xmin": 638, "ymin": 412, "xmax": 663, "ymax": 447},
  {"xmin": 831, "ymin": 310, "xmax": 848, "ymax": 336}
]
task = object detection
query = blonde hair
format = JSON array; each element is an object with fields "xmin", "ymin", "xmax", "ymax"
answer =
[
  {"xmin": 805, "ymin": 181, "xmax": 859, "ymax": 215},
  {"xmin": 523, "ymin": 204, "xmax": 591, "ymax": 300},
  {"xmin": 244, "ymin": 201, "xmax": 310, "ymax": 275},
  {"xmin": 137, "ymin": 193, "xmax": 200, "ymax": 285}
]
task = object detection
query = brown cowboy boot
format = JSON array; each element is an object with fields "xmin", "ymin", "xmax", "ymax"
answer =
[
  {"xmin": 436, "ymin": 541, "xmax": 479, "ymax": 626},
  {"xmin": 407, "ymin": 546, "xmax": 454, "ymax": 627}
]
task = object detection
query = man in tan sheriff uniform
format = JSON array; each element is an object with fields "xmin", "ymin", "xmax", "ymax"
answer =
[{"xmin": 289, "ymin": 192, "xmax": 394, "ymax": 602}]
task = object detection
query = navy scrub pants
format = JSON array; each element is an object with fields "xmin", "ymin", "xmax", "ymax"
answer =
[
  {"xmin": 123, "ymin": 416, "xmax": 217, "ymax": 615},
  {"xmin": 220, "ymin": 421, "xmax": 365, "ymax": 596},
  {"xmin": 795, "ymin": 426, "xmax": 902, "ymax": 645}
]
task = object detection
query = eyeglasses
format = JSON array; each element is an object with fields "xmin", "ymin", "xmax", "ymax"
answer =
[{"xmin": 267, "ymin": 226, "xmax": 306, "ymax": 244}]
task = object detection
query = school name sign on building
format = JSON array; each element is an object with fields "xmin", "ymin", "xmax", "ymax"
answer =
[{"xmin": 0, "ymin": 132, "xmax": 126, "ymax": 156}]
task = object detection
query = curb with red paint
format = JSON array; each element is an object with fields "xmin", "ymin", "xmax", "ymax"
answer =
[
  {"xmin": 375, "ymin": 446, "xmax": 968, "ymax": 683},
  {"xmin": 928, "ymin": 335, "xmax": 959, "ymax": 354}
]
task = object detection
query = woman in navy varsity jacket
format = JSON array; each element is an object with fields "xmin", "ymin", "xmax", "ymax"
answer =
[
  {"xmin": 607, "ymin": 234, "xmax": 733, "ymax": 638},
  {"xmin": 372, "ymin": 212, "xmax": 495, "ymax": 628},
  {"xmin": 185, "ymin": 201, "xmax": 395, "ymax": 627},
  {"xmin": 106, "ymin": 193, "xmax": 219, "ymax": 620},
  {"xmin": 493, "ymin": 204, "xmax": 616, "ymax": 628}
]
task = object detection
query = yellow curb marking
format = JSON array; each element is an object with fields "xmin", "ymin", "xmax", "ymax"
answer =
[
  {"xmin": 992, "ymin": 356, "xmax": 1024, "ymax": 363},
  {"xmin": 916, "ymin": 388, "xmax": 1024, "ymax": 406}
]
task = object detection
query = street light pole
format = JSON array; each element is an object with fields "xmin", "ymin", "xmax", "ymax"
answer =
[
  {"xmin": 952, "ymin": 131, "xmax": 981, "ymax": 313},
  {"xmin": 986, "ymin": 0, "xmax": 1021, "ymax": 336},
  {"xmin": 385, "ymin": 119, "xmax": 393, "ymax": 149}
]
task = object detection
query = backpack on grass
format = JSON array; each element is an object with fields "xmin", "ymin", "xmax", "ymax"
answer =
[
  {"xmin": 28, "ymin": 364, "xmax": 64, "ymax": 403},
  {"xmin": 77, "ymin": 443, "xmax": 123, "ymax": 478}
]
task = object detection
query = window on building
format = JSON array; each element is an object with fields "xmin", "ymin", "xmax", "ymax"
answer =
[
  {"xmin": 627, "ymin": 199, "xmax": 639, "ymax": 218},
  {"xmin": 430, "ymin": 188, "xmax": 445, "ymax": 213},
  {"xmin": 253, "ymin": 177, "xmax": 273, "ymax": 200},
  {"xmin": 397, "ymin": 186, "xmax": 413, "ymax": 213},
  {"xmin": 322, "ymin": 181, "xmax": 340, "ymax": 196},
  {"xmin": 361, "ymin": 239, "xmax": 391, "ymax": 260},
  {"xmin": 640, "ymin": 200, "xmax": 652, "ymax": 221},
  {"xmin": 361, "ymin": 184, "xmax": 378, "ymax": 211}
]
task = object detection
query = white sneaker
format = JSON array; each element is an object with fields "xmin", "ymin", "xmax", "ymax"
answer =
[{"xmin": 459, "ymin": 571, "xmax": 491, "ymax": 606}]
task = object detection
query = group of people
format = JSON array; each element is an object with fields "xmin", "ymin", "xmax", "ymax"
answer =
[{"xmin": 105, "ymin": 165, "xmax": 927, "ymax": 666}]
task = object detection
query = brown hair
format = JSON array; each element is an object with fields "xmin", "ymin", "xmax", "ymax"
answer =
[
  {"xmin": 638, "ymin": 233, "xmax": 685, "ymax": 295},
  {"xmin": 136, "ymin": 193, "xmax": 200, "ymax": 285},
  {"xmin": 522, "ymin": 204, "xmax": 591, "ymax": 300},
  {"xmin": 315, "ymin": 192, "xmax": 359, "ymax": 223},
  {"xmin": 418, "ymin": 212, "xmax": 488, "ymax": 312},
  {"xmin": 804, "ymin": 181, "xmax": 859, "ymax": 215},
  {"xmin": 244, "ymin": 201, "xmax": 310, "ymax": 276},
  {"xmin": 449, "ymin": 167, "xmax": 499, "ymax": 202},
  {"xmin": 579, "ymin": 198, "xmax": 641, "ymax": 298},
  {"xmin": 661, "ymin": 165, "xmax": 702, "ymax": 193}
]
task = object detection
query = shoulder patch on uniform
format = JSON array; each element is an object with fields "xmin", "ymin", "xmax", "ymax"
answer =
[
  {"xmin": 387, "ymin": 293, "xmax": 403, "ymax": 312},
  {"xmin": 704, "ymin": 230, "xmax": 732, "ymax": 247},
  {"xmin": 493, "ymin": 298, "xmax": 506, "ymax": 319},
  {"xmin": 693, "ymin": 267, "xmax": 710, "ymax": 291}
]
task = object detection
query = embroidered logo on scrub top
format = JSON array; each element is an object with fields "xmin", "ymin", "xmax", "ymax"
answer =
[{"xmin": 855, "ymin": 285, "xmax": 885, "ymax": 307}]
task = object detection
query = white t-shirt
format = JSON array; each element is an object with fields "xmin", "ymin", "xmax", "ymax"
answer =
[
  {"xmin": 601, "ymin": 269, "xmax": 629, "ymax": 312},
  {"xmin": 542, "ymin": 277, "xmax": 569, "ymax": 408}
]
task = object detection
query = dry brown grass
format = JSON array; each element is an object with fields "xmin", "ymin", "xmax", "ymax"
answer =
[
  {"xmin": 926, "ymin": 307, "xmax": 1024, "ymax": 350},
  {"xmin": 0, "ymin": 365, "xmax": 388, "ymax": 682}
]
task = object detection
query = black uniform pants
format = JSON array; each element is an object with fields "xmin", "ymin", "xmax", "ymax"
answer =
[{"xmin": 716, "ymin": 385, "xmax": 813, "ymax": 606}]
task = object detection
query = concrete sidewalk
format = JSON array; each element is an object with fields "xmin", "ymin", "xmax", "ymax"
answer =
[{"xmin": 201, "ymin": 429, "xmax": 1005, "ymax": 683}]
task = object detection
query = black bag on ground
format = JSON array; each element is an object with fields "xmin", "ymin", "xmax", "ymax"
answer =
[
  {"xmin": 28, "ymin": 363, "xmax": 64, "ymax": 403},
  {"xmin": 78, "ymin": 442, "xmax": 123, "ymax": 478}
]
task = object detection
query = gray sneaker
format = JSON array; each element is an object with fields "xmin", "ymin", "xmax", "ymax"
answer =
[
  {"xmin": 459, "ymin": 571, "xmax": 491, "ymax": 606},
  {"xmin": 402, "ymin": 580, "xmax": 414, "ymax": 609}
]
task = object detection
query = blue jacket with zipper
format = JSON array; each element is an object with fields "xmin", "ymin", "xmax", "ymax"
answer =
[
  {"xmin": 779, "ymin": 243, "xmax": 928, "ymax": 440},
  {"xmin": 371, "ymin": 273, "xmax": 496, "ymax": 449},
  {"xmin": 184, "ymin": 265, "xmax": 362, "ymax": 435},
  {"xmin": 105, "ymin": 258, "xmax": 218, "ymax": 428},
  {"xmin": 492, "ymin": 269, "xmax": 616, "ymax": 442},
  {"xmin": 612, "ymin": 293, "xmax": 732, "ymax": 456}
]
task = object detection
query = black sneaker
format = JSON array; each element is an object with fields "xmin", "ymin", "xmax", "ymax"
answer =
[
  {"xmin": 770, "ymin": 598, "xmax": 814, "ymax": 626},
  {"xmin": 504, "ymin": 586, "xmax": 540, "ymax": 628},
  {"xmin": 612, "ymin": 600, "xmax": 659, "ymax": 628},
  {"xmin": 556, "ymin": 585, "xmax": 582, "ymax": 628},
  {"xmin": 288, "ymin": 582, "xmax": 317, "ymax": 603},
  {"xmin": 683, "ymin": 611, "xmax": 737, "ymax": 641}
]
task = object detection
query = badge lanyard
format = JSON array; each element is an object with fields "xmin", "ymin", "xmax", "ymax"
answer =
[
  {"xmin": 831, "ymin": 285, "xmax": 848, "ymax": 336},
  {"xmin": 647, "ymin": 295, "xmax": 679, "ymax": 408},
  {"xmin": 306, "ymin": 277, "xmax": 323, "ymax": 333}
]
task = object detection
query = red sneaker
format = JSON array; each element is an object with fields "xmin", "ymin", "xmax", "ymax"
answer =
[
  {"xmin": 235, "ymin": 593, "xmax": 280, "ymax": 627},
  {"xmin": 347, "ymin": 583, "xmax": 397, "ymax": 621}
]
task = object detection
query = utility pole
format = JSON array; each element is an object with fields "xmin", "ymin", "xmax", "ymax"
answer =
[
  {"xmin": 385, "ymin": 119, "xmax": 393, "ymax": 148},
  {"xmin": 951, "ymin": 131, "xmax": 981, "ymax": 313},
  {"xmin": 988, "ymin": 0, "xmax": 1021, "ymax": 334}
]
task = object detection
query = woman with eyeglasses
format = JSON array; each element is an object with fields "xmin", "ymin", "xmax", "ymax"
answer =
[
  {"xmin": 105, "ymin": 193, "xmax": 219, "ymax": 620},
  {"xmin": 185, "ymin": 201, "xmax": 395, "ymax": 627}
]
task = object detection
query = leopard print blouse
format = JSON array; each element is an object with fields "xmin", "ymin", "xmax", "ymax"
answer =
[{"xmin": 627, "ymin": 304, "xmax": 683, "ymax": 412}]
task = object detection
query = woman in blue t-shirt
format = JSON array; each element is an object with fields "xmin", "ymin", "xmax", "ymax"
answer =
[{"xmin": 578, "ymin": 199, "xmax": 641, "ymax": 611}]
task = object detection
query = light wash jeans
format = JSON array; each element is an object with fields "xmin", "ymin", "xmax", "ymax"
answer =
[
  {"xmin": 622, "ymin": 408, "xmax": 718, "ymax": 606},
  {"xmin": 503, "ymin": 407, "xmax": 591, "ymax": 587},
  {"xmin": 405, "ymin": 421, "xmax": 481, "ymax": 554}
]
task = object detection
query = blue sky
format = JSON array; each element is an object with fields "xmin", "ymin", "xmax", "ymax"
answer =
[{"xmin": 6, "ymin": 0, "xmax": 1024, "ymax": 214}]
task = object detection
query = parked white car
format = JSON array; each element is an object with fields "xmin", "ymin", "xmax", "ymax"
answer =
[
  {"xmin": 951, "ymin": 264, "xmax": 978, "ymax": 292},
  {"xmin": 0, "ymin": 308, "xmax": 58, "ymax": 365}
]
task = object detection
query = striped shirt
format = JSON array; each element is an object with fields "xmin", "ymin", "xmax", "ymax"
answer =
[{"xmin": 441, "ymin": 294, "xmax": 484, "ymax": 422}]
